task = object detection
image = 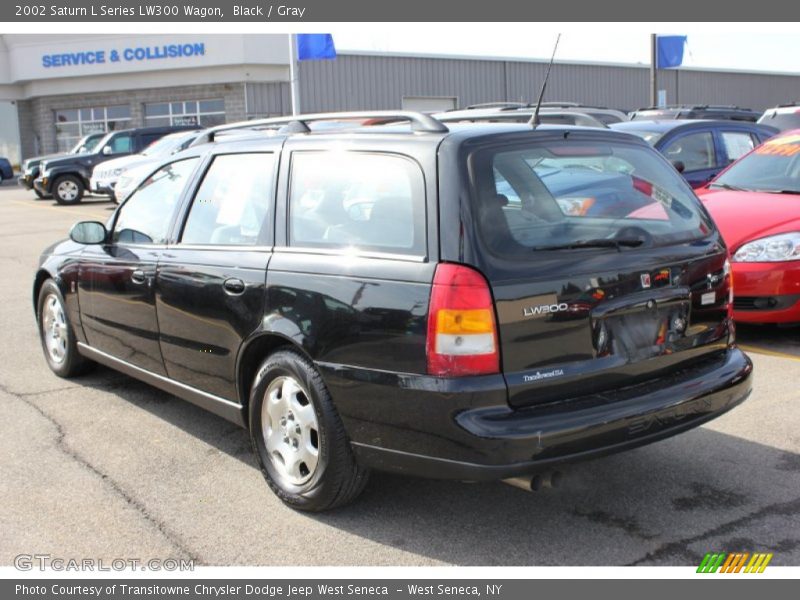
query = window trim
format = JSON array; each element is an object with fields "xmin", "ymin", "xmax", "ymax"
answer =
[{"xmin": 285, "ymin": 149, "xmax": 429, "ymax": 260}]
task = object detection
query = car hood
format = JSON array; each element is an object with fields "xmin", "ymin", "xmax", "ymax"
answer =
[
  {"xmin": 42, "ymin": 154, "xmax": 88, "ymax": 170},
  {"xmin": 94, "ymin": 154, "xmax": 146, "ymax": 173},
  {"xmin": 700, "ymin": 188, "xmax": 800, "ymax": 250},
  {"xmin": 24, "ymin": 152, "xmax": 69, "ymax": 169}
]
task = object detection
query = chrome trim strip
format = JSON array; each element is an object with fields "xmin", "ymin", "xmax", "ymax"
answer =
[
  {"xmin": 77, "ymin": 342, "xmax": 245, "ymax": 427},
  {"xmin": 274, "ymin": 246, "xmax": 427, "ymax": 263}
]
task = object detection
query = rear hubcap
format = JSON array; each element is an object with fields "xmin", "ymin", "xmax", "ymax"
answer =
[
  {"xmin": 42, "ymin": 294, "xmax": 68, "ymax": 364},
  {"xmin": 261, "ymin": 375, "xmax": 320, "ymax": 486}
]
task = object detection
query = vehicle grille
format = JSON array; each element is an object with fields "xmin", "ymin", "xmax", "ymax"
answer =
[{"xmin": 734, "ymin": 295, "xmax": 800, "ymax": 311}]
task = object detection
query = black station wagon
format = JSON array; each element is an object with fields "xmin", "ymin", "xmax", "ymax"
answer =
[{"xmin": 34, "ymin": 111, "xmax": 753, "ymax": 511}]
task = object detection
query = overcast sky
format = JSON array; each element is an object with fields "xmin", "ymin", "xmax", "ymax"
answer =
[{"xmin": 334, "ymin": 28, "xmax": 800, "ymax": 74}]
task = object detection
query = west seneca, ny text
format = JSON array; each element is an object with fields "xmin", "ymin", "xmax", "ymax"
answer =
[
  {"xmin": 14, "ymin": 4, "xmax": 309, "ymax": 19},
  {"xmin": 17, "ymin": 584, "xmax": 504, "ymax": 598}
]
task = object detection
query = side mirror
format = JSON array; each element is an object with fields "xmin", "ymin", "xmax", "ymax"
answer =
[
  {"xmin": 69, "ymin": 221, "xmax": 108, "ymax": 245},
  {"xmin": 102, "ymin": 145, "xmax": 113, "ymax": 156},
  {"xmin": 671, "ymin": 160, "xmax": 686, "ymax": 173}
]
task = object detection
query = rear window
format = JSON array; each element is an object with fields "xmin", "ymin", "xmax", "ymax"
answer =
[
  {"xmin": 470, "ymin": 139, "xmax": 713, "ymax": 257},
  {"xmin": 757, "ymin": 111, "xmax": 800, "ymax": 132},
  {"xmin": 712, "ymin": 134, "xmax": 800, "ymax": 193},
  {"xmin": 289, "ymin": 151, "xmax": 426, "ymax": 256}
]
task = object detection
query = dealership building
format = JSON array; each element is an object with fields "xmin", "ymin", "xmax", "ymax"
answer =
[{"xmin": 1, "ymin": 33, "xmax": 799, "ymax": 165}]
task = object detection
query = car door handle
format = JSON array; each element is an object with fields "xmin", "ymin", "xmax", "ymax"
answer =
[
  {"xmin": 222, "ymin": 278, "xmax": 246, "ymax": 295},
  {"xmin": 131, "ymin": 270, "xmax": 146, "ymax": 284}
]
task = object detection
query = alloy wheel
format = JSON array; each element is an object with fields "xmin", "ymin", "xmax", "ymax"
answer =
[
  {"xmin": 41, "ymin": 294, "xmax": 68, "ymax": 364},
  {"xmin": 261, "ymin": 375, "xmax": 320, "ymax": 486}
]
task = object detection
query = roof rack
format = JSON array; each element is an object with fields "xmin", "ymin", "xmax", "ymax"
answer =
[
  {"xmin": 276, "ymin": 111, "xmax": 449, "ymax": 134},
  {"xmin": 635, "ymin": 104, "xmax": 754, "ymax": 112},
  {"xmin": 462, "ymin": 101, "xmax": 532, "ymax": 110},
  {"xmin": 777, "ymin": 102, "xmax": 800, "ymax": 108},
  {"xmin": 540, "ymin": 101, "xmax": 580, "ymax": 108},
  {"xmin": 191, "ymin": 111, "xmax": 448, "ymax": 147}
]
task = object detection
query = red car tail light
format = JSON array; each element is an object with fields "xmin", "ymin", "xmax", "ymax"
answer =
[{"xmin": 426, "ymin": 263, "xmax": 500, "ymax": 377}]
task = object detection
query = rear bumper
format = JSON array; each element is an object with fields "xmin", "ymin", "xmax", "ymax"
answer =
[
  {"xmin": 323, "ymin": 347, "xmax": 753, "ymax": 480},
  {"xmin": 732, "ymin": 262, "xmax": 800, "ymax": 323}
]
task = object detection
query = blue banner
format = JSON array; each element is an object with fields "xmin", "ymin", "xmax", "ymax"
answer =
[
  {"xmin": 297, "ymin": 34, "xmax": 336, "ymax": 61},
  {"xmin": 656, "ymin": 35, "xmax": 687, "ymax": 69}
]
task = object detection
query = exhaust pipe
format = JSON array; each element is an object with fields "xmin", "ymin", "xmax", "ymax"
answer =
[{"xmin": 503, "ymin": 470, "xmax": 563, "ymax": 492}]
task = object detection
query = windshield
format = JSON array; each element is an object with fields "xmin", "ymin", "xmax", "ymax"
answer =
[
  {"xmin": 471, "ymin": 139, "xmax": 713, "ymax": 256},
  {"xmin": 93, "ymin": 132, "xmax": 116, "ymax": 151},
  {"xmin": 142, "ymin": 132, "xmax": 190, "ymax": 157},
  {"xmin": 712, "ymin": 134, "xmax": 800, "ymax": 193},
  {"xmin": 70, "ymin": 134, "xmax": 103, "ymax": 155}
]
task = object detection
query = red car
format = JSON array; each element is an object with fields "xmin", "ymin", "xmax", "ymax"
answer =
[{"xmin": 697, "ymin": 131, "xmax": 800, "ymax": 324}]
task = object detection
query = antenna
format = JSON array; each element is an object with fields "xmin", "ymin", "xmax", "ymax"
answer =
[{"xmin": 529, "ymin": 34, "xmax": 562, "ymax": 127}]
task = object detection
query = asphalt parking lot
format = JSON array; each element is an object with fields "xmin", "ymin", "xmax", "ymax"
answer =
[{"xmin": 0, "ymin": 184, "xmax": 798, "ymax": 567}]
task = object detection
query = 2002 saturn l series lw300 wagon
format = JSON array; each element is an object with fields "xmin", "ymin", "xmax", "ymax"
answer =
[{"xmin": 33, "ymin": 111, "xmax": 753, "ymax": 511}]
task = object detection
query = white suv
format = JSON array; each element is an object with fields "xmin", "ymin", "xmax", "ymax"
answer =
[{"xmin": 758, "ymin": 103, "xmax": 800, "ymax": 131}]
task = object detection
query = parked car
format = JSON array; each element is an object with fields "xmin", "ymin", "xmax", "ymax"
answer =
[
  {"xmin": 19, "ymin": 132, "xmax": 106, "ymax": 198},
  {"xmin": 33, "ymin": 111, "xmax": 752, "ymax": 511},
  {"xmin": 90, "ymin": 130, "xmax": 201, "ymax": 202},
  {"xmin": 629, "ymin": 105, "xmax": 761, "ymax": 122},
  {"xmin": 611, "ymin": 119, "xmax": 777, "ymax": 188},
  {"xmin": 757, "ymin": 103, "xmax": 800, "ymax": 132},
  {"xmin": 437, "ymin": 106, "xmax": 608, "ymax": 128},
  {"xmin": 537, "ymin": 101, "xmax": 630, "ymax": 124},
  {"xmin": 696, "ymin": 131, "xmax": 800, "ymax": 324},
  {"xmin": 34, "ymin": 125, "xmax": 197, "ymax": 205},
  {"xmin": 0, "ymin": 157, "xmax": 13, "ymax": 183}
]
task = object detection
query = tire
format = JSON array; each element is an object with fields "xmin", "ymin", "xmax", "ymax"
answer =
[
  {"xmin": 37, "ymin": 279, "xmax": 95, "ymax": 378},
  {"xmin": 52, "ymin": 175, "xmax": 84, "ymax": 205},
  {"xmin": 248, "ymin": 349, "xmax": 369, "ymax": 511}
]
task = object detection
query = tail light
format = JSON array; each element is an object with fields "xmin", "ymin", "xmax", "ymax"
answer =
[{"xmin": 426, "ymin": 264, "xmax": 500, "ymax": 377}]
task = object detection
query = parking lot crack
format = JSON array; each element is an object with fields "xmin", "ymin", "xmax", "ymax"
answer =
[
  {"xmin": 570, "ymin": 507, "xmax": 658, "ymax": 540},
  {"xmin": 627, "ymin": 496, "xmax": 800, "ymax": 565},
  {"xmin": 0, "ymin": 382, "xmax": 203, "ymax": 563}
]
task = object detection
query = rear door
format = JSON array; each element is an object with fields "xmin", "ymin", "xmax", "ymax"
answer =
[
  {"xmin": 155, "ymin": 149, "xmax": 278, "ymax": 401},
  {"xmin": 660, "ymin": 130, "xmax": 719, "ymax": 188},
  {"xmin": 267, "ymin": 136, "xmax": 437, "ymax": 379},
  {"xmin": 461, "ymin": 133, "xmax": 733, "ymax": 409}
]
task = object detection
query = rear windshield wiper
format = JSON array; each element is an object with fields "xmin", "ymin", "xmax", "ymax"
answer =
[{"xmin": 532, "ymin": 237, "xmax": 644, "ymax": 252}]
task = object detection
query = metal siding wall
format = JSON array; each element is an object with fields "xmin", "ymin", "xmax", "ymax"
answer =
[
  {"xmin": 675, "ymin": 70, "xmax": 800, "ymax": 110},
  {"xmin": 245, "ymin": 81, "xmax": 290, "ymax": 116},
  {"xmin": 291, "ymin": 54, "xmax": 798, "ymax": 114},
  {"xmin": 298, "ymin": 55, "xmax": 506, "ymax": 112}
]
